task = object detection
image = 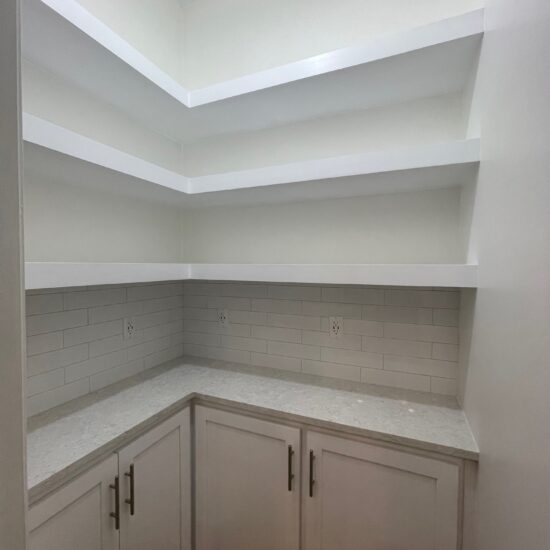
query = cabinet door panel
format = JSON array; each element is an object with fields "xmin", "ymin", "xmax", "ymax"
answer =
[
  {"xmin": 304, "ymin": 431, "xmax": 459, "ymax": 550},
  {"xmin": 28, "ymin": 455, "xmax": 119, "ymax": 550},
  {"xmin": 195, "ymin": 406, "xmax": 300, "ymax": 550},
  {"xmin": 118, "ymin": 408, "xmax": 191, "ymax": 550}
]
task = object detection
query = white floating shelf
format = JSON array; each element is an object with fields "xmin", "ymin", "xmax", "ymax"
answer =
[
  {"xmin": 23, "ymin": 114, "xmax": 480, "ymax": 198},
  {"xmin": 25, "ymin": 263, "xmax": 478, "ymax": 290},
  {"xmin": 22, "ymin": 0, "xmax": 484, "ymax": 143}
]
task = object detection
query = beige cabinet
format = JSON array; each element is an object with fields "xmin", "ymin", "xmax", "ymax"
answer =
[
  {"xmin": 118, "ymin": 408, "xmax": 191, "ymax": 550},
  {"xmin": 28, "ymin": 455, "xmax": 119, "ymax": 550},
  {"xmin": 303, "ymin": 430, "xmax": 460, "ymax": 550},
  {"xmin": 195, "ymin": 405, "xmax": 301, "ymax": 550},
  {"xmin": 29, "ymin": 408, "xmax": 191, "ymax": 550}
]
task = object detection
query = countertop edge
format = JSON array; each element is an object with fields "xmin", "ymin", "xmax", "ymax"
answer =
[{"xmin": 29, "ymin": 388, "xmax": 479, "ymax": 505}]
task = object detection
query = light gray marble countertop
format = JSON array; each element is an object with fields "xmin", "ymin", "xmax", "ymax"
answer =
[{"xmin": 27, "ymin": 357, "xmax": 478, "ymax": 504}]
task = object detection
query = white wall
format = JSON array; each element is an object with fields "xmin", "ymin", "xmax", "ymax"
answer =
[
  {"xmin": 459, "ymin": 0, "xmax": 550, "ymax": 548},
  {"xmin": 0, "ymin": 0, "xmax": 27, "ymax": 548},
  {"xmin": 182, "ymin": 94, "xmax": 466, "ymax": 176},
  {"xmin": 181, "ymin": 187, "xmax": 464, "ymax": 264},
  {"xmin": 76, "ymin": 0, "xmax": 184, "ymax": 82},
  {"xmin": 22, "ymin": 61, "xmax": 182, "ymax": 172},
  {"xmin": 182, "ymin": 0, "xmax": 482, "ymax": 88},
  {"xmin": 24, "ymin": 173, "xmax": 184, "ymax": 263}
]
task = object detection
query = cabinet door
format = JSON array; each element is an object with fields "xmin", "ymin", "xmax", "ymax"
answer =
[
  {"xmin": 195, "ymin": 406, "xmax": 301, "ymax": 550},
  {"xmin": 118, "ymin": 408, "xmax": 191, "ymax": 550},
  {"xmin": 303, "ymin": 431, "xmax": 460, "ymax": 550},
  {"xmin": 28, "ymin": 455, "xmax": 119, "ymax": 550}
]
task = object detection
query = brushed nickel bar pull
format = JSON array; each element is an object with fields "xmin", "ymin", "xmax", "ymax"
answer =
[
  {"xmin": 109, "ymin": 475, "xmax": 120, "ymax": 530},
  {"xmin": 309, "ymin": 450, "xmax": 315, "ymax": 498},
  {"xmin": 287, "ymin": 445, "xmax": 294, "ymax": 491},
  {"xmin": 124, "ymin": 464, "xmax": 135, "ymax": 516}
]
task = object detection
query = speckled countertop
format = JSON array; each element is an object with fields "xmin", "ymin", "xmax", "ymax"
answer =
[{"xmin": 27, "ymin": 357, "xmax": 478, "ymax": 504}]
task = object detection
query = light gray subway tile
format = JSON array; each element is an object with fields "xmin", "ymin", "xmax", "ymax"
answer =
[
  {"xmin": 64, "ymin": 288, "xmax": 124, "ymax": 310},
  {"xmin": 384, "ymin": 355, "xmax": 457, "ymax": 378},
  {"xmin": 227, "ymin": 310, "xmax": 267, "ymax": 325},
  {"xmin": 362, "ymin": 337, "xmax": 432, "ymax": 358},
  {"xmin": 384, "ymin": 289, "xmax": 459, "ymax": 309},
  {"xmin": 251, "ymin": 299, "xmax": 301, "ymax": 315},
  {"xmin": 302, "ymin": 330, "xmax": 361, "ymax": 350},
  {"xmin": 207, "ymin": 296, "xmax": 251, "ymax": 311},
  {"xmin": 219, "ymin": 335, "xmax": 267, "ymax": 353},
  {"xmin": 89, "ymin": 334, "xmax": 130, "ymax": 358},
  {"xmin": 170, "ymin": 332, "xmax": 185, "ymax": 346},
  {"xmin": 382, "ymin": 306, "xmax": 433, "ymax": 325},
  {"xmin": 433, "ymin": 309, "xmax": 459, "ymax": 327},
  {"xmin": 182, "ymin": 319, "xmax": 250, "ymax": 337},
  {"xmin": 430, "ymin": 377, "xmax": 458, "ymax": 396},
  {"xmin": 182, "ymin": 307, "xmax": 218, "ymax": 321},
  {"xmin": 267, "ymin": 341, "xmax": 320, "ymax": 360},
  {"xmin": 267, "ymin": 313, "xmax": 320, "ymax": 330},
  {"xmin": 88, "ymin": 301, "xmax": 144, "ymax": 324},
  {"xmin": 27, "ymin": 369, "xmax": 65, "ymax": 397},
  {"xmin": 64, "ymin": 319, "xmax": 122, "ymax": 347},
  {"xmin": 65, "ymin": 349, "xmax": 128, "ymax": 382},
  {"xmin": 127, "ymin": 283, "xmax": 181, "ymax": 302},
  {"xmin": 182, "ymin": 332, "xmax": 221, "ymax": 347},
  {"xmin": 321, "ymin": 348, "xmax": 383, "ymax": 369},
  {"xmin": 143, "ymin": 320, "xmax": 183, "ymax": 341},
  {"xmin": 222, "ymin": 284, "xmax": 267, "ymax": 298},
  {"xmin": 251, "ymin": 325, "xmax": 301, "ymax": 343},
  {"xmin": 27, "ymin": 379, "xmax": 90, "ymax": 417},
  {"xmin": 432, "ymin": 343, "xmax": 459, "ymax": 362},
  {"xmin": 141, "ymin": 295, "xmax": 183, "ymax": 314},
  {"xmin": 267, "ymin": 285, "xmax": 321, "ymax": 301},
  {"xmin": 133, "ymin": 310, "xmax": 172, "ymax": 331},
  {"xmin": 127, "ymin": 337, "xmax": 171, "ymax": 362},
  {"xmin": 90, "ymin": 360, "xmax": 145, "ymax": 392},
  {"xmin": 26, "ymin": 293, "xmax": 63, "ymax": 315},
  {"xmin": 342, "ymin": 319, "xmax": 383, "ymax": 337},
  {"xmin": 322, "ymin": 287, "xmax": 384, "ymax": 305},
  {"xmin": 144, "ymin": 344, "xmax": 183, "ymax": 369},
  {"xmin": 249, "ymin": 353, "xmax": 301, "ymax": 373},
  {"xmin": 27, "ymin": 344, "xmax": 89, "ymax": 376},
  {"xmin": 361, "ymin": 368, "xmax": 430, "ymax": 392},
  {"xmin": 384, "ymin": 323, "xmax": 458, "ymax": 344},
  {"xmin": 183, "ymin": 283, "xmax": 223, "ymax": 296},
  {"xmin": 27, "ymin": 309, "xmax": 88, "ymax": 336},
  {"xmin": 302, "ymin": 301, "xmax": 362, "ymax": 319},
  {"xmin": 361, "ymin": 305, "xmax": 385, "ymax": 322},
  {"xmin": 183, "ymin": 343, "xmax": 251, "ymax": 364},
  {"xmin": 182, "ymin": 295, "xmax": 209, "ymax": 308},
  {"xmin": 27, "ymin": 332, "xmax": 63, "ymax": 356},
  {"xmin": 302, "ymin": 360, "xmax": 361, "ymax": 382}
]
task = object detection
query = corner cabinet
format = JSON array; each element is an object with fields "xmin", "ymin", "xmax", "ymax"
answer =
[
  {"xmin": 28, "ymin": 408, "xmax": 191, "ymax": 550},
  {"xmin": 28, "ymin": 455, "xmax": 119, "ymax": 550},
  {"xmin": 195, "ymin": 406, "xmax": 301, "ymax": 550},
  {"xmin": 303, "ymin": 431, "xmax": 460, "ymax": 550}
]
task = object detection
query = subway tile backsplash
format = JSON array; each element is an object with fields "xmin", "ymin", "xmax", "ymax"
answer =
[{"xmin": 26, "ymin": 281, "xmax": 460, "ymax": 416}]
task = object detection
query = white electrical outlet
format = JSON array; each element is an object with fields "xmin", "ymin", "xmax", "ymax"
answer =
[
  {"xmin": 329, "ymin": 316, "xmax": 343, "ymax": 338},
  {"xmin": 217, "ymin": 309, "xmax": 229, "ymax": 326},
  {"xmin": 124, "ymin": 317, "xmax": 136, "ymax": 340}
]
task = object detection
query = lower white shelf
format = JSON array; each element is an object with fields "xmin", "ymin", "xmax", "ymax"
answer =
[{"xmin": 25, "ymin": 262, "xmax": 478, "ymax": 289}]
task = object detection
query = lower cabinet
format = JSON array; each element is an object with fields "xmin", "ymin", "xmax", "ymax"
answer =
[
  {"xmin": 195, "ymin": 405, "xmax": 301, "ymax": 550},
  {"xmin": 28, "ymin": 455, "xmax": 119, "ymax": 550},
  {"xmin": 303, "ymin": 430, "xmax": 460, "ymax": 550},
  {"xmin": 29, "ymin": 408, "xmax": 191, "ymax": 550},
  {"xmin": 30, "ymin": 404, "xmax": 463, "ymax": 550}
]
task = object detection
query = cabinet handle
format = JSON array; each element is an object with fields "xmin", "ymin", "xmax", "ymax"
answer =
[
  {"xmin": 109, "ymin": 475, "xmax": 120, "ymax": 530},
  {"xmin": 124, "ymin": 464, "xmax": 135, "ymax": 515},
  {"xmin": 309, "ymin": 450, "xmax": 315, "ymax": 498},
  {"xmin": 287, "ymin": 445, "xmax": 294, "ymax": 491}
]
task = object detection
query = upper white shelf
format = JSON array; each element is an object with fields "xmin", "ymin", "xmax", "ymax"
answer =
[
  {"xmin": 23, "ymin": 114, "xmax": 480, "ymax": 201},
  {"xmin": 25, "ymin": 262, "xmax": 478, "ymax": 290},
  {"xmin": 22, "ymin": 0, "xmax": 484, "ymax": 144}
]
